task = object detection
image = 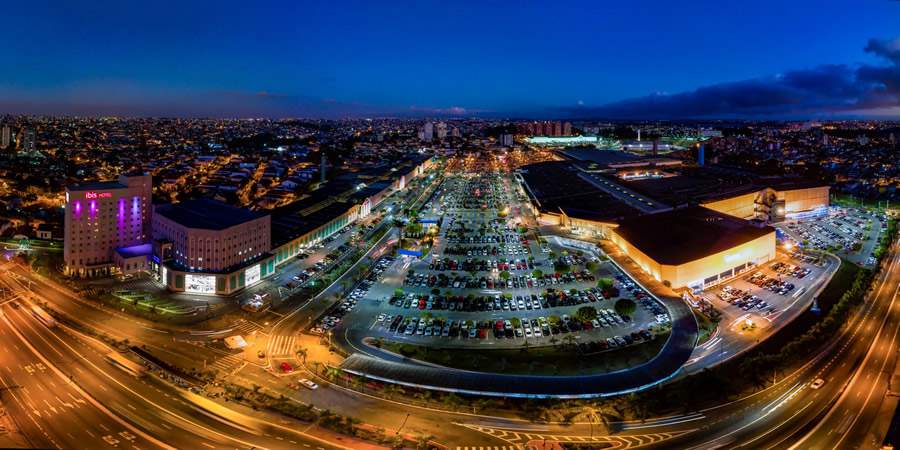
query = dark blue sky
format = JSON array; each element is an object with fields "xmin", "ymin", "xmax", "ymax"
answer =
[{"xmin": 2, "ymin": 0, "xmax": 899, "ymax": 118}]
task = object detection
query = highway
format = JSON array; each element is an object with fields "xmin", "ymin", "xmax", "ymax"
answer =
[{"xmin": 0, "ymin": 292, "xmax": 351, "ymax": 449}]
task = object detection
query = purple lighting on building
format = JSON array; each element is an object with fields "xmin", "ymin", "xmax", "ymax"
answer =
[
  {"xmin": 73, "ymin": 200, "xmax": 82, "ymax": 217},
  {"xmin": 118, "ymin": 197, "xmax": 126, "ymax": 233},
  {"xmin": 89, "ymin": 200, "xmax": 97, "ymax": 218}
]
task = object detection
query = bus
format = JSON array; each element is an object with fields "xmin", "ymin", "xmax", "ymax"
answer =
[
  {"xmin": 104, "ymin": 352, "xmax": 147, "ymax": 378},
  {"xmin": 31, "ymin": 305, "xmax": 57, "ymax": 328}
]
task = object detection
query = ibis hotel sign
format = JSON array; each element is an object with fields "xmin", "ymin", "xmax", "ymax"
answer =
[{"xmin": 85, "ymin": 191, "xmax": 113, "ymax": 199}]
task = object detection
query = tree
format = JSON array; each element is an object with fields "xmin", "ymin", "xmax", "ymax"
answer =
[
  {"xmin": 532, "ymin": 269, "xmax": 543, "ymax": 278},
  {"xmin": 585, "ymin": 261, "xmax": 598, "ymax": 272},
  {"xmin": 325, "ymin": 366, "xmax": 342, "ymax": 383},
  {"xmin": 295, "ymin": 347, "xmax": 308, "ymax": 363},
  {"xmin": 575, "ymin": 306, "xmax": 598, "ymax": 322},
  {"xmin": 553, "ymin": 261, "xmax": 571, "ymax": 273},
  {"xmin": 499, "ymin": 270, "xmax": 511, "ymax": 281},
  {"xmin": 615, "ymin": 298, "xmax": 637, "ymax": 318},
  {"xmin": 597, "ymin": 277, "xmax": 614, "ymax": 290}
]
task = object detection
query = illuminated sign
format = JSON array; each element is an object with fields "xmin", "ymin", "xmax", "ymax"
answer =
[
  {"xmin": 724, "ymin": 250, "xmax": 748, "ymax": 264},
  {"xmin": 245, "ymin": 264, "xmax": 261, "ymax": 286},
  {"xmin": 185, "ymin": 274, "xmax": 216, "ymax": 294},
  {"xmin": 85, "ymin": 192, "xmax": 113, "ymax": 199}
]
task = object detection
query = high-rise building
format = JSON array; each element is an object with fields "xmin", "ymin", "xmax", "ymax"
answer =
[
  {"xmin": 0, "ymin": 126, "xmax": 9, "ymax": 149},
  {"xmin": 552, "ymin": 121, "xmax": 562, "ymax": 136},
  {"xmin": 64, "ymin": 174, "xmax": 153, "ymax": 277},
  {"xmin": 543, "ymin": 122, "xmax": 553, "ymax": 136},
  {"xmin": 422, "ymin": 122, "xmax": 434, "ymax": 142},
  {"xmin": 435, "ymin": 122, "xmax": 448, "ymax": 139},
  {"xmin": 563, "ymin": 122, "xmax": 572, "ymax": 136},
  {"xmin": 500, "ymin": 134, "xmax": 514, "ymax": 146},
  {"xmin": 22, "ymin": 128, "xmax": 36, "ymax": 153}
]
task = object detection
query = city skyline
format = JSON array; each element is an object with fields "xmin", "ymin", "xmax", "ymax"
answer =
[{"xmin": 1, "ymin": 1, "xmax": 899, "ymax": 119}]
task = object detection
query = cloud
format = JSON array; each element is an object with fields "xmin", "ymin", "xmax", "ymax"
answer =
[
  {"xmin": 0, "ymin": 82, "xmax": 380, "ymax": 118},
  {"xmin": 865, "ymin": 37, "xmax": 900, "ymax": 64},
  {"xmin": 561, "ymin": 37, "xmax": 900, "ymax": 119},
  {"xmin": 407, "ymin": 105, "xmax": 476, "ymax": 116}
]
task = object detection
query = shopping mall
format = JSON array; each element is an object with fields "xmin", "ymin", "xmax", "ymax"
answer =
[{"xmin": 519, "ymin": 154, "xmax": 829, "ymax": 290}]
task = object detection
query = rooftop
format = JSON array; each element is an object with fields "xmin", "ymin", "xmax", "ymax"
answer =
[
  {"xmin": 154, "ymin": 198, "xmax": 268, "ymax": 230},
  {"xmin": 67, "ymin": 180, "xmax": 127, "ymax": 191},
  {"xmin": 519, "ymin": 161, "xmax": 641, "ymax": 223},
  {"xmin": 623, "ymin": 166, "xmax": 828, "ymax": 206},
  {"xmin": 115, "ymin": 243, "xmax": 152, "ymax": 259},
  {"xmin": 613, "ymin": 206, "xmax": 774, "ymax": 265}
]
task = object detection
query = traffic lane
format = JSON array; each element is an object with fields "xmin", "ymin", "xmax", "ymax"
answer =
[
  {"xmin": 3, "ymin": 303, "xmax": 344, "ymax": 450},
  {"xmin": 729, "ymin": 252, "xmax": 899, "ymax": 449},
  {"xmin": 650, "ymin": 245, "xmax": 900, "ymax": 449},
  {"xmin": 1, "ymin": 271, "xmax": 227, "ymax": 377},
  {"xmin": 788, "ymin": 244, "xmax": 900, "ymax": 449},
  {"xmin": 0, "ymin": 305, "xmax": 167, "ymax": 450},
  {"xmin": 237, "ymin": 363, "xmax": 507, "ymax": 448}
]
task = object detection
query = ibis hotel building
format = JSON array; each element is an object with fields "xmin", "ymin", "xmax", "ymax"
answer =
[{"xmin": 64, "ymin": 174, "xmax": 152, "ymax": 277}]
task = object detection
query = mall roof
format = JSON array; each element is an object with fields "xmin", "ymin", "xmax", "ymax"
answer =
[
  {"xmin": 154, "ymin": 198, "xmax": 268, "ymax": 230},
  {"xmin": 623, "ymin": 166, "xmax": 828, "ymax": 206},
  {"xmin": 560, "ymin": 148, "xmax": 640, "ymax": 166},
  {"xmin": 613, "ymin": 206, "xmax": 774, "ymax": 265},
  {"xmin": 519, "ymin": 161, "xmax": 641, "ymax": 223}
]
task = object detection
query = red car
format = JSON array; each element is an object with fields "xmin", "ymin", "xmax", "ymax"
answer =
[{"xmin": 280, "ymin": 362, "xmax": 294, "ymax": 373}]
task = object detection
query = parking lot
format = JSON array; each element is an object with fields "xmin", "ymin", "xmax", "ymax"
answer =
[
  {"xmin": 324, "ymin": 169, "xmax": 671, "ymax": 358},
  {"xmin": 702, "ymin": 253, "xmax": 832, "ymax": 334},
  {"xmin": 778, "ymin": 206, "xmax": 887, "ymax": 267}
]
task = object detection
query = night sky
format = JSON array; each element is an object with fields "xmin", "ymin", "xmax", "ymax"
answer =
[{"xmin": 2, "ymin": 0, "xmax": 899, "ymax": 119}]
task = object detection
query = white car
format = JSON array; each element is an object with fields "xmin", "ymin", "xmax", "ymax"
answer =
[
  {"xmin": 809, "ymin": 378, "xmax": 825, "ymax": 390},
  {"xmin": 298, "ymin": 378, "xmax": 319, "ymax": 390}
]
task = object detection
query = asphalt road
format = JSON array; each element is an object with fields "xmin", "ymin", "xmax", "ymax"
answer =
[{"xmin": 0, "ymin": 279, "xmax": 354, "ymax": 449}]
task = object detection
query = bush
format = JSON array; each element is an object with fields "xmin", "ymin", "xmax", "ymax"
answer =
[
  {"xmin": 575, "ymin": 306, "xmax": 598, "ymax": 322},
  {"xmin": 614, "ymin": 298, "xmax": 637, "ymax": 317},
  {"xmin": 597, "ymin": 278, "xmax": 614, "ymax": 290}
]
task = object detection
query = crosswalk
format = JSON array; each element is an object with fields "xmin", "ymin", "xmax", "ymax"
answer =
[
  {"xmin": 269, "ymin": 335, "xmax": 296, "ymax": 357},
  {"xmin": 209, "ymin": 353, "xmax": 245, "ymax": 374},
  {"xmin": 230, "ymin": 320, "xmax": 265, "ymax": 335}
]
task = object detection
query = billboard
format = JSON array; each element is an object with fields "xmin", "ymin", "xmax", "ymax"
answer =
[
  {"xmin": 185, "ymin": 274, "xmax": 216, "ymax": 294},
  {"xmin": 245, "ymin": 264, "xmax": 261, "ymax": 286}
]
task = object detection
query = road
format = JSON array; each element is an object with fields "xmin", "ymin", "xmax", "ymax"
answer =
[{"xmin": 0, "ymin": 281, "xmax": 357, "ymax": 449}]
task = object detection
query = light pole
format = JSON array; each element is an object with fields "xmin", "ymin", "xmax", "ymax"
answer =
[{"xmin": 395, "ymin": 412, "xmax": 410, "ymax": 435}]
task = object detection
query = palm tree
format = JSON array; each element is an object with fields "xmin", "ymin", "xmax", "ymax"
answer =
[
  {"xmin": 324, "ymin": 366, "xmax": 342, "ymax": 383},
  {"xmin": 295, "ymin": 347, "xmax": 308, "ymax": 364}
]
